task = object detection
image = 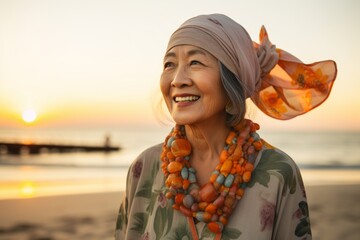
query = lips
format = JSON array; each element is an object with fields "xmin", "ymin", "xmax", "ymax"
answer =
[{"xmin": 174, "ymin": 95, "xmax": 200, "ymax": 103}]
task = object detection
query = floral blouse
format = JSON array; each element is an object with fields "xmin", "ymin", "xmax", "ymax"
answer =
[{"xmin": 115, "ymin": 141, "xmax": 312, "ymax": 240}]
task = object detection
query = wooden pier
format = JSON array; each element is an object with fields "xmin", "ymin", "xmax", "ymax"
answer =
[{"xmin": 0, "ymin": 142, "xmax": 121, "ymax": 155}]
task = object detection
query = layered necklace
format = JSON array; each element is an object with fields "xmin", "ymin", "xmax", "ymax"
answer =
[{"xmin": 160, "ymin": 119, "xmax": 263, "ymax": 238}]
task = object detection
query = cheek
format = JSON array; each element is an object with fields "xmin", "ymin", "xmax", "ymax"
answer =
[
  {"xmin": 160, "ymin": 76, "xmax": 172, "ymax": 108},
  {"xmin": 209, "ymin": 84, "xmax": 228, "ymax": 109},
  {"xmin": 159, "ymin": 75, "xmax": 169, "ymax": 96}
]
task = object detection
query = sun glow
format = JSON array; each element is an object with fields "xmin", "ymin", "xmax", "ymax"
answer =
[
  {"xmin": 22, "ymin": 109, "xmax": 37, "ymax": 123},
  {"xmin": 20, "ymin": 181, "xmax": 35, "ymax": 198}
]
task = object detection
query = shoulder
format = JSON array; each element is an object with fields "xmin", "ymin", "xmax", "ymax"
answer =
[
  {"xmin": 251, "ymin": 139, "xmax": 304, "ymax": 195},
  {"xmin": 132, "ymin": 143, "xmax": 162, "ymax": 170},
  {"xmin": 125, "ymin": 144, "xmax": 163, "ymax": 198},
  {"xmin": 256, "ymin": 139, "xmax": 299, "ymax": 171},
  {"xmin": 128, "ymin": 143, "xmax": 162, "ymax": 179},
  {"xmin": 136, "ymin": 143, "xmax": 162, "ymax": 161}
]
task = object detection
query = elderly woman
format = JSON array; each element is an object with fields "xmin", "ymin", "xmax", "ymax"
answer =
[{"xmin": 115, "ymin": 14, "xmax": 336, "ymax": 240}]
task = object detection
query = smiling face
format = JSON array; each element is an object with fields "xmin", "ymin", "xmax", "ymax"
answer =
[{"xmin": 160, "ymin": 45, "xmax": 228, "ymax": 126}]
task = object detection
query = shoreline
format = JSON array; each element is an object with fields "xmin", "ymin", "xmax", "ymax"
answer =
[
  {"xmin": 0, "ymin": 184, "xmax": 359, "ymax": 240},
  {"xmin": 1, "ymin": 168, "xmax": 360, "ymax": 200}
]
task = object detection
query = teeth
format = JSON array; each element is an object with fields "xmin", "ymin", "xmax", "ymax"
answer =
[{"xmin": 175, "ymin": 96, "xmax": 199, "ymax": 102}]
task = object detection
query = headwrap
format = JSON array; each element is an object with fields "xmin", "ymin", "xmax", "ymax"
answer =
[{"xmin": 166, "ymin": 14, "xmax": 337, "ymax": 120}]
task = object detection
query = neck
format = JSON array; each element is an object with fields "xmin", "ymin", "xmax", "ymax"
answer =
[{"xmin": 184, "ymin": 120, "xmax": 230, "ymax": 163}]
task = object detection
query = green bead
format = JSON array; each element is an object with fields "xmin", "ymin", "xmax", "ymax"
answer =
[{"xmin": 224, "ymin": 174, "xmax": 234, "ymax": 187}]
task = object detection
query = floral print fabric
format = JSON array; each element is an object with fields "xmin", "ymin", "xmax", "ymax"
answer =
[
  {"xmin": 115, "ymin": 141, "xmax": 312, "ymax": 240},
  {"xmin": 252, "ymin": 26, "xmax": 337, "ymax": 120}
]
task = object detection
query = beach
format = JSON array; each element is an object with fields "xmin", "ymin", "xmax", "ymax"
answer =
[
  {"xmin": 1, "ymin": 130, "xmax": 359, "ymax": 239},
  {"xmin": 0, "ymin": 183, "xmax": 359, "ymax": 240}
]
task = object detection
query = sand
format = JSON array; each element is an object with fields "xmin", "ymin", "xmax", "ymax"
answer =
[
  {"xmin": 0, "ymin": 185, "xmax": 359, "ymax": 240},
  {"xmin": 0, "ymin": 192, "xmax": 123, "ymax": 240}
]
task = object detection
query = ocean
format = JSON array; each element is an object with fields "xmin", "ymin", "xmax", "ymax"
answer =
[{"xmin": 1, "ymin": 127, "xmax": 359, "ymax": 199}]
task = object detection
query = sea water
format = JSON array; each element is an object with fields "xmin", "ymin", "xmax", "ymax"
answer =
[{"xmin": 0, "ymin": 127, "xmax": 359, "ymax": 199}]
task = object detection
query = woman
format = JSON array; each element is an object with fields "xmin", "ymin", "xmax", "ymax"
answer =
[{"xmin": 115, "ymin": 14, "xmax": 337, "ymax": 240}]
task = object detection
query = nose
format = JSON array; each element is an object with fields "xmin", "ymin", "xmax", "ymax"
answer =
[{"xmin": 171, "ymin": 66, "xmax": 192, "ymax": 88}]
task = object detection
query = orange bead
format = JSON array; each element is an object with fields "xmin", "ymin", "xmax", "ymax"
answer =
[
  {"xmin": 171, "ymin": 139, "xmax": 191, "ymax": 157},
  {"xmin": 250, "ymin": 122, "xmax": 260, "ymax": 131},
  {"xmin": 224, "ymin": 195, "xmax": 235, "ymax": 208},
  {"xmin": 244, "ymin": 162, "xmax": 254, "ymax": 172},
  {"xmin": 166, "ymin": 151, "xmax": 175, "ymax": 159},
  {"xmin": 236, "ymin": 188, "xmax": 244, "ymax": 198},
  {"xmin": 203, "ymin": 212, "xmax": 212, "ymax": 222},
  {"xmin": 219, "ymin": 150, "xmax": 229, "ymax": 164},
  {"xmin": 229, "ymin": 184, "xmax": 237, "ymax": 194},
  {"xmin": 179, "ymin": 205, "xmax": 192, "ymax": 217},
  {"xmin": 210, "ymin": 173, "xmax": 218, "ymax": 183},
  {"xmin": 225, "ymin": 131, "xmax": 237, "ymax": 145},
  {"xmin": 199, "ymin": 201, "xmax": 209, "ymax": 211},
  {"xmin": 220, "ymin": 160, "xmax": 233, "ymax": 175},
  {"xmin": 205, "ymin": 203, "xmax": 217, "ymax": 214},
  {"xmin": 235, "ymin": 164, "xmax": 242, "ymax": 173},
  {"xmin": 239, "ymin": 126, "xmax": 250, "ymax": 139},
  {"xmin": 232, "ymin": 143, "xmax": 243, "ymax": 160},
  {"xmin": 165, "ymin": 191, "xmax": 173, "ymax": 199},
  {"xmin": 215, "ymin": 164, "xmax": 222, "ymax": 171},
  {"xmin": 219, "ymin": 216, "xmax": 228, "ymax": 225},
  {"xmin": 167, "ymin": 161, "xmax": 183, "ymax": 173},
  {"xmin": 226, "ymin": 155, "xmax": 234, "ymax": 162},
  {"xmin": 165, "ymin": 173, "xmax": 177, "ymax": 187},
  {"xmin": 171, "ymin": 177, "xmax": 183, "ymax": 189},
  {"xmin": 213, "ymin": 181, "xmax": 221, "ymax": 190},
  {"xmin": 243, "ymin": 171, "xmax": 252, "ymax": 183},
  {"xmin": 213, "ymin": 195, "xmax": 225, "ymax": 207},
  {"xmin": 237, "ymin": 136, "xmax": 245, "ymax": 145},
  {"xmin": 199, "ymin": 183, "xmax": 218, "ymax": 202},
  {"xmin": 227, "ymin": 144, "xmax": 236, "ymax": 155},
  {"xmin": 161, "ymin": 150, "xmax": 167, "ymax": 160},
  {"xmin": 239, "ymin": 166, "xmax": 245, "ymax": 175},
  {"xmin": 253, "ymin": 141, "xmax": 263, "ymax": 150},
  {"xmin": 234, "ymin": 175, "xmax": 242, "ymax": 185},
  {"xmin": 208, "ymin": 222, "xmax": 223, "ymax": 233},
  {"xmin": 182, "ymin": 179, "xmax": 190, "ymax": 190},
  {"xmin": 175, "ymin": 193, "xmax": 184, "ymax": 205}
]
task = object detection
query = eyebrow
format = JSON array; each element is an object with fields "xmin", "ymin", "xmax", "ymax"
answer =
[{"xmin": 163, "ymin": 48, "xmax": 207, "ymax": 61}]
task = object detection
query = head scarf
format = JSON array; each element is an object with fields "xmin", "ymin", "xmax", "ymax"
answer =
[{"xmin": 166, "ymin": 14, "xmax": 337, "ymax": 120}]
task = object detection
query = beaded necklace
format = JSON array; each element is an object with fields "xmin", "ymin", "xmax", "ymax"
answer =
[{"xmin": 160, "ymin": 119, "xmax": 263, "ymax": 238}]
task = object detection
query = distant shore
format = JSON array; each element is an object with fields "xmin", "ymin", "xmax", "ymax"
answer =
[
  {"xmin": 0, "ymin": 184, "xmax": 359, "ymax": 240},
  {"xmin": 0, "ymin": 141, "xmax": 120, "ymax": 155}
]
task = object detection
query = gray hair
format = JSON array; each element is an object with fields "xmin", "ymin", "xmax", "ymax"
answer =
[{"xmin": 220, "ymin": 62, "xmax": 247, "ymax": 127}]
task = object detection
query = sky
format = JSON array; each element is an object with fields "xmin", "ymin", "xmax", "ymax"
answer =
[{"xmin": 0, "ymin": 0, "xmax": 359, "ymax": 131}]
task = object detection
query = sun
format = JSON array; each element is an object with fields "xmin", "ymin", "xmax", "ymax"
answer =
[{"xmin": 22, "ymin": 109, "xmax": 37, "ymax": 123}]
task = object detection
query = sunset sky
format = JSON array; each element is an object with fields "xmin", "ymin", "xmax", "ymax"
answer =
[{"xmin": 0, "ymin": 0, "xmax": 359, "ymax": 131}]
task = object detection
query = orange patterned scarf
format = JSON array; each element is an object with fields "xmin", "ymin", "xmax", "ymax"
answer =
[{"xmin": 166, "ymin": 14, "xmax": 337, "ymax": 120}]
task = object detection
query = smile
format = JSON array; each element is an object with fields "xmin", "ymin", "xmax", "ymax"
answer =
[{"xmin": 174, "ymin": 96, "xmax": 200, "ymax": 103}]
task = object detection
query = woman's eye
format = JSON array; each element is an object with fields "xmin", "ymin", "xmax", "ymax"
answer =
[
  {"xmin": 190, "ymin": 60, "xmax": 202, "ymax": 66},
  {"xmin": 164, "ymin": 62, "xmax": 174, "ymax": 69}
]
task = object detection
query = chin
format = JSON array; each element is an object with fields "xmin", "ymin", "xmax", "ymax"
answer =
[
  {"xmin": 172, "ymin": 115, "xmax": 196, "ymax": 126},
  {"xmin": 173, "ymin": 119, "xmax": 192, "ymax": 126}
]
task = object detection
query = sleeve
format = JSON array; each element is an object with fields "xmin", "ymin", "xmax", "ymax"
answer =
[
  {"xmin": 272, "ymin": 152, "xmax": 312, "ymax": 240},
  {"xmin": 114, "ymin": 157, "xmax": 143, "ymax": 239}
]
